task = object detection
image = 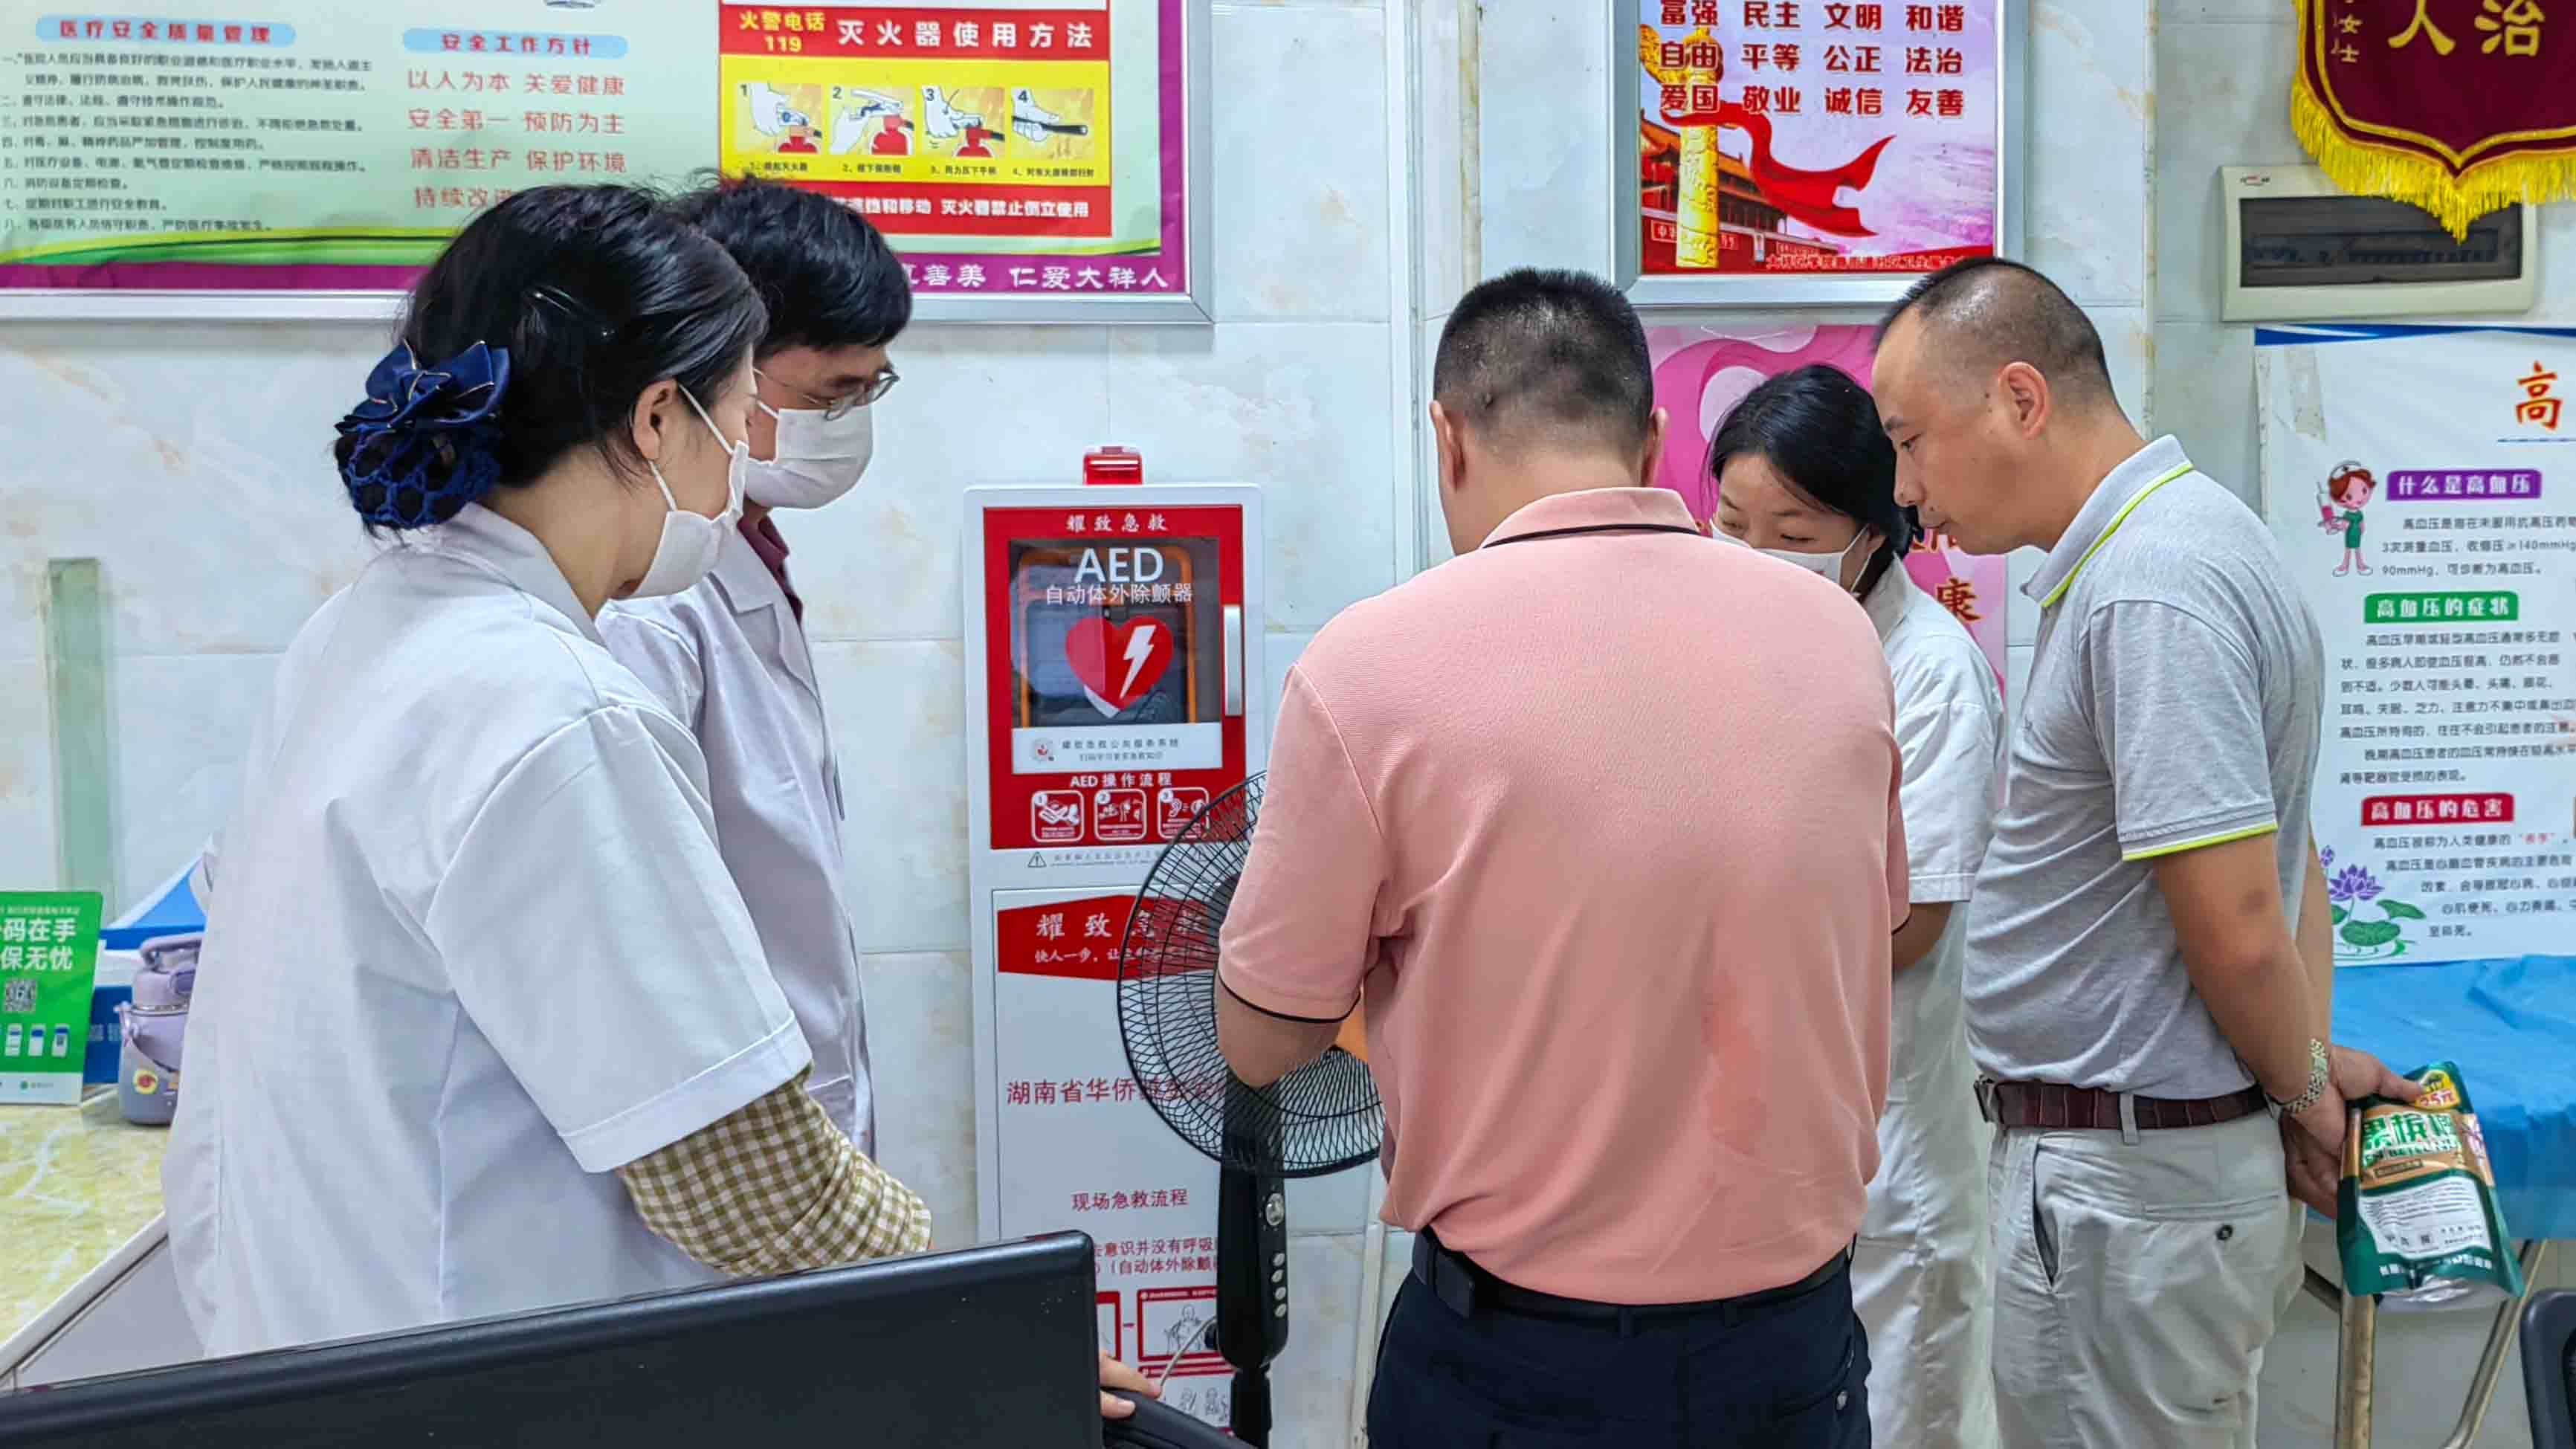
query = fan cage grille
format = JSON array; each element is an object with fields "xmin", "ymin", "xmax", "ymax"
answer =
[{"xmin": 1117, "ymin": 775, "xmax": 1383, "ymax": 1177}]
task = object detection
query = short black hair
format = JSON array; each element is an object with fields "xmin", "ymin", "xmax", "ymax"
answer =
[
  {"xmin": 670, "ymin": 176, "xmax": 911, "ymax": 358},
  {"xmin": 1433, "ymin": 268, "xmax": 1655, "ymax": 453},
  {"xmin": 340, "ymin": 184, "xmax": 766, "ymax": 529},
  {"xmin": 1878, "ymin": 256, "xmax": 2114, "ymax": 402},
  {"xmin": 1707, "ymin": 364, "xmax": 1916, "ymax": 596}
]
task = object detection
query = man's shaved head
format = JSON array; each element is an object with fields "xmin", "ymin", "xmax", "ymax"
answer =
[
  {"xmin": 1433, "ymin": 268, "xmax": 1656, "ymax": 455},
  {"xmin": 1870, "ymin": 257, "xmax": 2144, "ymax": 557},
  {"xmin": 1426, "ymin": 268, "xmax": 1668, "ymax": 555},
  {"xmin": 1878, "ymin": 256, "xmax": 2114, "ymax": 404}
]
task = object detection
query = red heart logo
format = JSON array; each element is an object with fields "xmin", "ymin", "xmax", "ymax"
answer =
[{"xmin": 1064, "ymin": 616, "xmax": 1174, "ymax": 718}]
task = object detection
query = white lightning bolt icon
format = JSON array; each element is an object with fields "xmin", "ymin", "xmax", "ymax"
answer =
[{"xmin": 1120, "ymin": 623, "xmax": 1158, "ymax": 696}]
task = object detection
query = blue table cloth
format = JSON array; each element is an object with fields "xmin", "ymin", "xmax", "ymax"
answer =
[{"xmin": 2334, "ymin": 956, "xmax": 2576, "ymax": 1240}]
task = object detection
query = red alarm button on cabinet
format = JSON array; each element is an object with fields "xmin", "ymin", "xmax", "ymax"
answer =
[{"xmin": 1082, "ymin": 446, "xmax": 1143, "ymax": 485}]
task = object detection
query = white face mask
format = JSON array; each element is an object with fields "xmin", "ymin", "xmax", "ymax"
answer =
[
  {"xmin": 744, "ymin": 396, "xmax": 874, "ymax": 509},
  {"xmin": 1755, "ymin": 531, "xmax": 1871, "ymax": 594},
  {"xmin": 630, "ymin": 387, "xmax": 748, "ymax": 599}
]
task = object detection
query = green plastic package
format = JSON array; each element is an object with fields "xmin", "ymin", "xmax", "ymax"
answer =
[{"xmin": 2337, "ymin": 1061, "xmax": 2526, "ymax": 1310}]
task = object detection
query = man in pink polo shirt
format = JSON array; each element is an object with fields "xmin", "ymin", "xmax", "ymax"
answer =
[{"xmin": 1216, "ymin": 268, "xmax": 1908, "ymax": 1448}]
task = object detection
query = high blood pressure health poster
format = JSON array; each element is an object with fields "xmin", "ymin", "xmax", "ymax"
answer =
[
  {"xmin": 0, "ymin": 1, "xmax": 1187, "ymax": 301},
  {"xmin": 2258, "ymin": 325, "xmax": 2576, "ymax": 966},
  {"xmin": 1650, "ymin": 321, "xmax": 2010, "ymax": 697}
]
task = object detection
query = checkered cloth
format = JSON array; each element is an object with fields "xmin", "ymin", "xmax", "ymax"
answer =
[{"xmin": 616, "ymin": 1069, "xmax": 932, "ymax": 1277}]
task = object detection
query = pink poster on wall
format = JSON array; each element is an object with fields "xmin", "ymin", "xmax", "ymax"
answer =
[{"xmin": 1648, "ymin": 321, "xmax": 2007, "ymax": 697}]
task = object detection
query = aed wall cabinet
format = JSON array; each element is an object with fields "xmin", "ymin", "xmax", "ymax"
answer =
[{"xmin": 962, "ymin": 485, "xmax": 1265, "ymax": 1433}]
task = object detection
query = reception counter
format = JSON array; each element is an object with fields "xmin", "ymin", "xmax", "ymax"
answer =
[{"xmin": 0, "ymin": 1094, "xmax": 197, "ymax": 1390}]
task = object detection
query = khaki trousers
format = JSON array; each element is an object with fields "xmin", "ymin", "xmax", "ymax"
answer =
[{"xmin": 1987, "ymin": 1109, "xmax": 2305, "ymax": 1448}]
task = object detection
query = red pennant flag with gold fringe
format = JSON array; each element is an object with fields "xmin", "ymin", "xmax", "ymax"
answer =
[{"xmin": 2293, "ymin": 0, "xmax": 2576, "ymax": 238}]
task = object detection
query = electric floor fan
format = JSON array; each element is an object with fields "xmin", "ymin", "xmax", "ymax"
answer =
[{"xmin": 1117, "ymin": 775, "xmax": 1382, "ymax": 1447}]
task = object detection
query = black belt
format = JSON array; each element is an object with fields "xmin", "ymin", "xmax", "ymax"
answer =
[{"xmin": 1410, "ymin": 1227, "xmax": 1849, "ymax": 1326}]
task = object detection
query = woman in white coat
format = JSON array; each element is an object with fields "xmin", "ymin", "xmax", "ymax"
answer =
[
  {"xmin": 166, "ymin": 182, "xmax": 929, "ymax": 1355},
  {"xmin": 1708, "ymin": 365, "xmax": 2006, "ymax": 1449},
  {"xmin": 167, "ymin": 185, "xmax": 1160, "ymax": 1418}
]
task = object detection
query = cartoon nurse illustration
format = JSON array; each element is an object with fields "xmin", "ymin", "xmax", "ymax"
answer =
[{"xmin": 2318, "ymin": 460, "xmax": 2376, "ymax": 576}]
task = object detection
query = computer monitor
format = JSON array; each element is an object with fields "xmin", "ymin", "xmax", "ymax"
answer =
[{"xmin": 0, "ymin": 1233, "xmax": 1103, "ymax": 1448}]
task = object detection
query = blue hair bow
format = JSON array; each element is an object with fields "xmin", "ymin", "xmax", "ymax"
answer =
[{"xmin": 335, "ymin": 341, "xmax": 512, "ymax": 529}]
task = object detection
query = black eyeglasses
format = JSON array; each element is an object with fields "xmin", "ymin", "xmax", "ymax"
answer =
[{"xmin": 756, "ymin": 366, "xmax": 900, "ymax": 419}]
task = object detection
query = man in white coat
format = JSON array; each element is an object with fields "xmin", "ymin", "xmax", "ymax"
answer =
[{"xmin": 601, "ymin": 178, "xmax": 908, "ymax": 1154}]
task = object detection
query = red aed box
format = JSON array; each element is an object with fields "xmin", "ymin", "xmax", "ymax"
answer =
[{"xmin": 964, "ymin": 488, "xmax": 1262, "ymax": 861}]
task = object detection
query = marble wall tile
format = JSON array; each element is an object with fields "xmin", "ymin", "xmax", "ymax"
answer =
[
  {"xmin": 2026, "ymin": 0, "xmax": 2151, "ymax": 307},
  {"xmin": 2163, "ymin": 0, "xmax": 2287, "ymax": 21},
  {"xmin": 858, "ymin": 951, "xmax": 979, "ymax": 1250},
  {"xmin": 2154, "ymin": 320, "xmax": 2260, "ymax": 506},
  {"xmin": 1415, "ymin": 0, "xmax": 1476, "ymax": 318},
  {"xmin": 108, "ymin": 653, "xmax": 279, "ymax": 900},
  {"xmin": 814, "ymin": 639, "xmax": 970, "ymax": 955},
  {"xmin": 797, "ymin": 326, "xmax": 1117, "ymax": 646},
  {"xmin": 2092, "ymin": 304, "xmax": 2155, "ymax": 428},
  {"xmin": 1476, "ymin": 5, "xmax": 1612, "ymax": 280},
  {"xmin": 2536, "ymin": 205, "xmax": 2576, "ymax": 326},
  {"xmin": 2154, "ymin": 19, "xmax": 2302, "ymax": 327},
  {"xmin": 0, "ymin": 659, "xmax": 57, "ymax": 890},
  {"xmin": 2005, "ymin": 547, "xmax": 2044, "ymax": 648},
  {"xmin": 1210, "ymin": 4, "xmax": 1391, "ymax": 323},
  {"xmin": 1377, "ymin": 1228, "xmax": 1414, "ymax": 1324},
  {"xmin": 1416, "ymin": 312, "xmax": 1456, "ymax": 573},
  {"xmin": 0, "ymin": 324, "xmax": 387, "ymax": 660},
  {"xmin": 1265, "ymin": 630, "xmax": 1315, "ymax": 740},
  {"xmin": 1101, "ymin": 324, "xmax": 1397, "ymax": 633}
]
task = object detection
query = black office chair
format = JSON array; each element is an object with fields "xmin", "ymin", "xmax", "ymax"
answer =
[
  {"xmin": 2525, "ymin": 1288, "xmax": 2576, "ymax": 1448},
  {"xmin": 1105, "ymin": 1392, "xmax": 1237, "ymax": 1449}
]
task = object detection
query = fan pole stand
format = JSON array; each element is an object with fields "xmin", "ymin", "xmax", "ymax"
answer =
[
  {"xmin": 1214, "ymin": 1146, "xmax": 1290, "ymax": 1445},
  {"xmin": 1115, "ymin": 775, "xmax": 1386, "ymax": 1448}
]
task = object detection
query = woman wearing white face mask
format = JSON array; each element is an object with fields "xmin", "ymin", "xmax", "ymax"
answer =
[
  {"xmin": 164, "ymin": 184, "xmax": 941, "ymax": 1362},
  {"xmin": 1709, "ymin": 364, "xmax": 2005, "ymax": 1449},
  {"xmin": 599, "ymin": 178, "xmax": 906, "ymax": 1159}
]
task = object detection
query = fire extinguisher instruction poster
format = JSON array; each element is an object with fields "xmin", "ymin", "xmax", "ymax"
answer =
[
  {"xmin": 1623, "ymin": 0, "xmax": 2009, "ymax": 290},
  {"xmin": 2259, "ymin": 325, "xmax": 2576, "ymax": 966},
  {"xmin": 989, "ymin": 888, "xmax": 1231, "ymax": 1427},
  {"xmin": 718, "ymin": 0, "xmax": 1186, "ymax": 300},
  {"xmin": 720, "ymin": 6, "xmax": 1111, "ymax": 237}
]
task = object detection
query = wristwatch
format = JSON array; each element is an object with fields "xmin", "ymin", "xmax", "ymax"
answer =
[{"xmin": 2270, "ymin": 1037, "xmax": 2331, "ymax": 1116}]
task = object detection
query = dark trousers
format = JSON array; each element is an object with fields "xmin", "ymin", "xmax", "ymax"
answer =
[{"xmin": 1366, "ymin": 1253, "xmax": 1870, "ymax": 1448}]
